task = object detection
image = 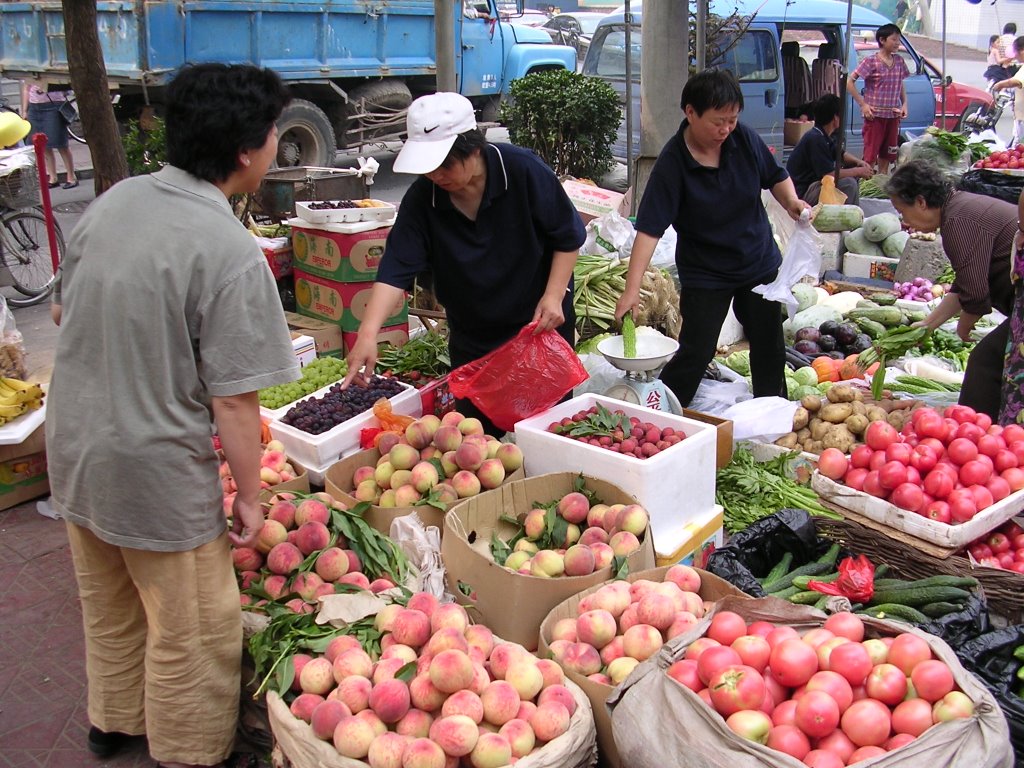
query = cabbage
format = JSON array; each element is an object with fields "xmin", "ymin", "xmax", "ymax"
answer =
[
  {"xmin": 793, "ymin": 384, "xmax": 821, "ymax": 400},
  {"xmin": 723, "ymin": 351, "xmax": 751, "ymax": 376},
  {"xmin": 792, "ymin": 367, "xmax": 820, "ymax": 387},
  {"xmin": 784, "ymin": 305, "xmax": 843, "ymax": 342}
]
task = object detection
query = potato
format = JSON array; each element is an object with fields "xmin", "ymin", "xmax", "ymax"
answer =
[
  {"xmin": 805, "ymin": 439, "xmax": 825, "ymax": 454},
  {"xmin": 819, "ymin": 403, "xmax": 854, "ymax": 424},
  {"xmin": 801, "ymin": 394, "xmax": 822, "ymax": 412},
  {"xmin": 844, "ymin": 413, "xmax": 869, "ymax": 436},
  {"xmin": 793, "ymin": 406, "xmax": 810, "ymax": 431},
  {"xmin": 796, "ymin": 427, "xmax": 811, "ymax": 442},
  {"xmin": 810, "ymin": 419, "xmax": 831, "ymax": 441},
  {"xmin": 851, "ymin": 401, "xmax": 866, "ymax": 416},
  {"xmin": 887, "ymin": 409, "xmax": 908, "ymax": 430},
  {"xmin": 822, "ymin": 425, "xmax": 856, "ymax": 453},
  {"xmin": 853, "ymin": 389, "xmax": 865, "ymax": 402},
  {"xmin": 775, "ymin": 432, "xmax": 799, "ymax": 449},
  {"xmin": 826, "ymin": 384, "xmax": 856, "ymax": 404},
  {"xmin": 865, "ymin": 406, "xmax": 888, "ymax": 422}
]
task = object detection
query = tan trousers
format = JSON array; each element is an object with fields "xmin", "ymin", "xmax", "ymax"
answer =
[{"xmin": 66, "ymin": 522, "xmax": 241, "ymax": 765}]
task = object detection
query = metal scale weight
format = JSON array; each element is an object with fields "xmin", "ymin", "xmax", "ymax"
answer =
[{"xmin": 595, "ymin": 333, "xmax": 684, "ymax": 415}]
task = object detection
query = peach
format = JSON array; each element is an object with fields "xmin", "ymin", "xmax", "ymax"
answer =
[
  {"xmin": 550, "ymin": 617, "xmax": 578, "ymax": 643},
  {"xmin": 394, "ymin": 484, "xmax": 422, "ymax": 508},
  {"xmin": 292, "ymin": 572, "xmax": 325, "ymax": 602},
  {"xmin": 232, "ymin": 547, "xmax": 263, "ymax": 571},
  {"xmin": 469, "ymin": 732, "xmax": 512, "ymax": 768},
  {"xmin": 513, "ymin": 538, "xmax": 539, "ymax": 555},
  {"xmin": 458, "ymin": 417, "xmax": 485, "ymax": 436},
  {"xmin": 488, "ymin": 642, "xmax": 526, "ymax": 680},
  {"xmin": 440, "ymin": 451, "xmax": 459, "ymax": 478},
  {"xmin": 636, "ymin": 593, "xmax": 676, "ymax": 631},
  {"xmin": 343, "ymin": 549, "xmax": 363, "ymax": 573},
  {"xmin": 480, "ymin": 680, "xmax": 520, "ymax": 726},
  {"xmin": 294, "ymin": 498, "xmax": 331, "ymax": 526},
  {"xmin": 680, "ymin": 591, "xmax": 705, "ymax": 618},
  {"xmin": 407, "ymin": 591, "xmax": 439, "ymax": 617},
  {"xmin": 290, "ymin": 692, "xmax": 325, "ymax": 722},
  {"xmin": 523, "ymin": 508, "xmax": 547, "ymax": 541},
  {"xmin": 585, "ymin": 503, "xmax": 610, "ymax": 530},
  {"xmin": 536, "ymin": 659, "xmax": 565, "ymax": 689},
  {"xmin": 469, "ymin": 663, "xmax": 490, "ymax": 696},
  {"xmin": 373, "ymin": 657, "xmax": 407, "ymax": 685},
  {"xmin": 563, "ymin": 523, "xmax": 581, "ymax": 547},
  {"xmin": 426, "ymin": 627, "xmax": 469, "ymax": 656},
  {"xmin": 602, "ymin": 504, "xmax": 624, "ymax": 532},
  {"xmin": 430, "ymin": 649, "xmax": 475, "ymax": 693},
  {"xmin": 285, "ymin": 598, "xmax": 314, "ymax": 614},
  {"xmin": 370, "ymin": 578, "xmax": 396, "ymax": 594},
  {"xmin": 402, "ymin": 737, "xmax": 446, "ymax": 768},
  {"xmin": 505, "ymin": 659, "xmax": 544, "ymax": 701},
  {"xmin": 373, "ymin": 603, "xmax": 404, "ymax": 633},
  {"xmin": 238, "ymin": 570, "xmax": 260, "ymax": 590},
  {"xmin": 255, "ymin": 519, "xmax": 288, "ymax": 554},
  {"xmin": 433, "ymin": 483, "xmax": 459, "ymax": 505},
  {"xmin": 368, "ymin": 732, "xmax": 410, "ymax": 768},
  {"xmin": 652, "ymin": 581, "xmax": 686, "ymax": 611},
  {"xmin": 431, "ymin": 603, "xmax": 470, "ymax": 635},
  {"xmin": 577, "ymin": 526, "xmax": 609, "ymax": 547},
  {"xmin": 333, "ymin": 648, "xmax": 374, "ymax": 682},
  {"xmin": 382, "ymin": 644, "xmax": 418, "ymax": 665},
  {"xmin": 355, "ymin": 708, "xmax": 388, "ymax": 737},
  {"xmin": 389, "ymin": 444, "xmax": 421, "ymax": 471},
  {"xmin": 666, "ymin": 611, "xmax": 700, "ymax": 641},
  {"xmin": 562, "ymin": 642, "xmax": 602, "ymax": 676},
  {"xmin": 530, "ymin": 550, "xmax": 564, "ymax": 578},
  {"xmin": 562, "ymin": 544, "xmax": 595, "ymax": 577},
  {"xmin": 529, "ymin": 701, "xmax": 570, "ymax": 743},
  {"xmin": 441, "ymin": 410, "xmax": 465, "ymax": 427},
  {"xmin": 433, "ymin": 425, "xmax": 463, "ymax": 453},
  {"xmin": 325, "ymin": 635, "xmax": 362, "ymax": 663},
  {"xmin": 609, "ymin": 530, "xmax": 641, "ymax": 557},
  {"xmin": 377, "ymin": 431, "xmax": 402, "ymax": 455},
  {"xmin": 607, "ymin": 656, "xmax": 640, "ymax": 685},
  {"xmin": 556, "ymin": 492, "xmax": 590, "ymax": 524},
  {"xmin": 390, "ymin": 469, "xmax": 414, "ymax": 491},
  {"xmin": 300, "ymin": 657, "xmax": 336, "ymax": 695},
  {"xmin": 311, "ymin": 699, "xmax": 351, "ymax": 740},
  {"xmin": 628, "ymin": 582, "xmax": 659, "ymax": 606},
  {"xmin": 313, "ymin": 582, "xmax": 336, "ymax": 600},
  {"xmin": 314, "ymin": 547, "xmax": 350, "ymax": 582},
  {"xmin": 333, "ymin": 715, "xmax": 376, "ymax": 759},
  {"xmin": 419, "ymin": 414, "xmax": 442, "ymax": 438},
  {"xmin": 405, "ymin": 421, "xmax": 434, "ymax": 450},
  {"xmin": 538, "ymin": 684, "xmax": 577, "ymax": 716},
  {"xmin": 353, "ymin": 465, "xmax": 376, "ymax": 486},
  {"xmin": 451, "ymin": 470, "xmax": 481, "ymax": 498},
  {"xmin": 576, "ymin": 609, "xmax": 617, "ymax": 649},
  {"xmin": 616, "ymin": 504, "xmax": 649, "ymax": 536},
  {"xmin": 499, "ymin": 719, "xmax": 536, "ymax": 758},
  {"xmin": 442, "ymin": 689, "xmax": 484, "ymax": 724},
  {"xmin": 396, "ymin": 708, "xmax": 434, "ymax": 739},
  {"xmin": 355, "ymin": 478, "xmax": 381, "ymax": 503},
  {"xmin": 622, "ymin": 624, "xmax": 664, "ymax": 661},
  {"xmin": 390, "ymin": 608, "xmax": 433, "ymax": 649},
  {"xmin": 266, "ymin": 542, "xmax": 303, "ymax": 575},
  {"xmin": 369, "ymin": 678, "xmax": 412, "ymax": 723},
  {"xmin": 454, "ymin": 441, "xmax": 486, "ymax": 472},
  {"xmin": 495, "ymin": 443, "xmax": 524, "ymax": 473},
  {"xmin": 465, "ymin": 624, "xmax": 495, "ymax": 659},
  {"xmin": 339, "ymin": 571, "xmax": 372, "ymax": 590},
  {"xmin": 411, "ymin": 461, "xmax": 440, "ymax": 494},
  {"xmin": 475, "ymin": 458, "xmax": 506, "ymax": 490},
  {"xmin": 589, "ymin": 542, "xmax": 615, "ymax": 571},
  {"xmin": 378, "ymin": 489, "xmax": 398, "ymax": 508},
  {"xmin": 263, "ymin": 574, "xmax": 288, "ymax": 600},
  {"xmin": 374, "ymin": 461, "xmax": 397, "ymax": 489},
  {"xmin": 295, "ymin": 521, "xmax": 331, "ymax": 555},
  {"xmin": 267, "ymin": 499, "xmax": 297, "ymax": 529},
  {"xmin": 410, "ymin": 673, "xmax": 447, "ymax": 712},
  {"xmin": 260, "ymin": 466, "xmax": 282, "ymax": 485},
  {"xmin": 600, "ymin": 636, "xmax": 625, "ymax": 666},
  {"xmin": 419, "ymin": 445, "xmax": 441, "ymax": 461},
  {"xmin": 515, "ymin": 700, "xmax": 537, "ymax": 721},
  {"xmin": 429, "ymin": 714, "xmax": 480, "ymax": 757},
  {"xmin": 291, "ymin": 653, "xmax": 312, "ymax": 685}
]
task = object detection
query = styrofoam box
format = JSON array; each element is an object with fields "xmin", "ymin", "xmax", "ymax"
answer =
[
  {"xmin": 514, "ymin": 393, "xmax": 717, "ymax": 555},
  {"xmin": 843, "ymin": 252, "xmax": 898, "ymax": 280},
  {"xmin": 811, "ymin": 471, "xmax": 1024, "ymax": 549},
  {"xmin": 895, "ymin": 297, "xmax": 940, "ymax": 313},
  {"xmin": 295, "ymin": 199, "xmax": 397, "ymax": 225},
  {"xmin": 267, "ymin": 379, "xmax": 422, "ymax": 469}
]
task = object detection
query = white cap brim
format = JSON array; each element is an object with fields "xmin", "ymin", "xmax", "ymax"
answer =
[{"xmin": 393, "ymin": 134, "xmax": 458, "ymax": 175}]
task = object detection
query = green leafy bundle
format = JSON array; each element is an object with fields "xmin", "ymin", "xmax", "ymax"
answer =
[{"xmin": 375, "ymin": 332, "xmax": 450, "ymax": 380}]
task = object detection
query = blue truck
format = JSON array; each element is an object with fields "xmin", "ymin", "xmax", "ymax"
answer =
[{"xmin": 0, "ymin": 0, "xmax": 575, "ymax": 166}]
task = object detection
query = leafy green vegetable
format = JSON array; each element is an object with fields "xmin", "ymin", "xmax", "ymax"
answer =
[
  {"xmin": 724, "ymin": 350, "xmax": 751, "ymax": 376},
  {"xmin": 375, "ymin": 332, "xmax": 450, "ymax": 379},
  {"xmin": 550, "ymin": 403, "xmax": 630, "ymax": 439}
]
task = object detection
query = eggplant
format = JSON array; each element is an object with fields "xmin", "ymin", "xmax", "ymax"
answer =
[
  {"xmin": 793, "ymin": 340, "xmax": 822, "ymax": 356},
  {"xmin": 826, "ymin": 350, "xmax": 846, "ymax": 360},
  {"xmin": 850, "ymin": 333, "xmax": 873, "ymax": 353},
  {"xmin": 834, "ymin": 322, "xmax": 859, "ymax": 347},
  {"xmin": 819, "ymin": 320, "xmax": 841, "ymax": 337},
  {"xmin": 818, "ymin": 334, "xmax": 837, "ymax": 352},
  {"xmin": 786, "ymin": 346, "xmax": 814, "ymax": 368},
  {"xmin": 794, "ymin": 327, "xmax": 821, "ymax": 344}
]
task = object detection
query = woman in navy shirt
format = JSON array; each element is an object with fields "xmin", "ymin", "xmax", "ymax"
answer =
[{"xmin": 616, "ymin": 70, "xmax": 808, "ymax": 407}]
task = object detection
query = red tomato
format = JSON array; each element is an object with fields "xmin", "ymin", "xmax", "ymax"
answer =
[
  {"xmin": 987, "ymin": 532, "xmax": 1011, "ymax": 553},
  {"xmin": 948, "ymin": 489, "xmax": 978, "ymax": 522},
  {"xmin": 925, "ymin": 500, "xmax": 952, "ymax": 524},
  {"xmin": 850, "ymin": 445, "xmax": 873, "ymax": 469},
  {"xmin": 947, "ymin": 438, "xmax": 979, "ymax": 466},
  {"xmin": 999, "ymin": 551, "xmax": 1016, "ymax": 569},
  {"xmin": 923, "ymin": 469, "xmax": 954, "ymax": 499},
  {"xmin": 697, "ymin": 645, "xmax": 742, "ymax": 685},
  {"xmin": 806, "ymin": 671, "xmax": 854, "ymax": 713},
  {"xmin": 843, "ymin": 467, "xmax": 868, "ymax": 491},
  {"xmin": 909, "ymin": 444, "xmax": 938, "ymax": 472},
  {"xmin": 865, "ymin": 663, "xmax": 908, "ymax": 705},
  {"xmin": 945, "ymin": 405, "xmax": 977, "ymax": 423},
  {"xmin": 1003, "ymin": 467, "xmax": 1024, "ymax": 492},
  {"xmin": 865, "ymin": 421, "xmax": 899, "ymax": 451},
  {"xmin": 731, "ymin": 635, "xmax": 771, "ymax": 673},
  {"xmin": 891, "ymin": 698, "xmax": 935, "ymax": 736},
  {"xmin": 987, "ymin": 476, "xmax": 1012, "ymax": 502},
  {"xmin": 818, "ymin": 448, "xmax": 849, "ymax": 481},
  {"xmin": 771, "ymin": 698, "xmax": 798, "ymax": 727},
  {"xmin": 975, "ymin": 412, "xmax": 993, "ymax": 431},
  {"xmin": 801, "ymin": 628, "xmax": 836, "ymax": 649},
  {"xmin": 878, "ymin": 461, "xmax": 909, "ymax": 490},
  {"xmin": 977, "ymin": 453, "xmax": 995, "ymax": 472},
  {"xmin": 910, "ymin": 659, "xmax": 955, "ymax": 702},
  {"xmin": 885, "ymin": 442, "xmax": 913, "ymax": 465},
  {"xmin": 768, "ymin": 638, "xmax": 819, "ymax": 688},
  {"xmin": 970, "ymin": 484, "xmax": 995, "ymax": 511},
  {"xmin": 959, "ymin": 460, "xmax": 991, "ymax": 486},
  {"xmin": 1013, "ymin": 442, "xmax": 1024, "ymax": 465},
  {"xmin": 667, "ymin": 659, "xmax": 703, "ymax": 692},
  {"xmin": 1010, "ymin": 562, "xmax": 1024, "ymax": 574},
  {"xmin": 1013, "ymin": 533, "xmax": 1024, "ymax": 550},
  {"xmin": 707, "ymin": 611, "xmax": 748, "ymax": 646},
  {"xmin": 886, "ymin": 733, "xmax": 917, "ymax": 750},
  {"xmin": 869, "ymin": 450, "xmax": 888, "ymax": 471},
  {"xmin": 968, "ymin": 542, "xmax": 993, "ymax": 560},
  {"xmin": 905, "ymin": 465, "xmax": 922, "ymax": 485},
  {"xmin": 684, "ymin": 637, "xmax": 721, "ymax": 661},
  {"xmin": 840, "ymin": 699, "xmax": 892, "ymax": 747},
  {"xmin": 994, "ymin": 450, "xmax": 1019, "ymax": 472},
  {"xmin": 918, "ymin": 436, "xmax": 946, "ymax": 454},
  {"xmin": 914, "ymin": 410, "xmax": 946, "ymax": 440},
  {"xmin": 862, "ymin": 470, "xmax": 886, "ymax": 498},
  {"xmin": 823, "ymin": 612, "xmax": 865, "ymax": 642},
  {"xmin": 766, "ymin": 724, "xmax": 810, "ymax": 760},
  {"xmin": 765, "ymin": 625, "xmax": 800, "ymax": 650},
  {"xmin": 794, "ymin": 689, "xmax": 841, "ymax": 738},
  {"xmin": 803, "ymin": 749, "xmax": 845, "ymax": 768},
  {"xmin": 1004, "ymin": 522, "xmax": 1024, "ymax": 538},
  {"xmin": 708, "ymin": 664, "xmax": 766, "ymax": 715},
  {"xmin": 827, "ymin": 642, "xmax": 872, "ymax": 687},
  {"xmin": 891, "ymin": 482, "xmax": 925, "ymax": 512},
  {"xmin": 817, "ymin": 729, "xmax": 857, "ymax": 764},
  {"xmin": 1003, "ymin": 424, "xmax": 1024, "ymax": 444},
  {"xmin": 888, "ymin": 633, "xmax": 933, "ymax": 675},
  {"xmin": 977, "ymin": 434, "xmax": 1004, "ymax": 457}
]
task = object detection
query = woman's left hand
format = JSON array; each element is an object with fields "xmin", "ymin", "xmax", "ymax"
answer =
[
  {"xmin": 532, "ymin": 292, "xmax": 565, "ymax": 333},
  {"xmin": 788, "ymin": 199, "xmax": 812, "ymax": 222}
]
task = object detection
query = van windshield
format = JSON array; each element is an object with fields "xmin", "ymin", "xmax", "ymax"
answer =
[{"xmin": 584, "ymin": 25, "xmax": 642, "ymax": 79}]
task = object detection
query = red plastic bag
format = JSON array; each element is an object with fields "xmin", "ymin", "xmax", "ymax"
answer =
[
  {"xmin": 807, "ymin": 555, "xmax": 875, "ymax": 603},
  {"xmin": 447, "ymin": 323, "xmax": 589, "ymax": 432}
]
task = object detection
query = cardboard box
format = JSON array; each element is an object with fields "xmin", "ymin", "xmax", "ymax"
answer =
[
  {"xmin": 258, "ymin": 461, "xmax": 310, "ymax": 503},
  {"xmin": 654, "ymin": 505, "xmax": 724, "ymax": 568},
  {"xmin": 262, "ymin": 244, "xmax": 293, "ymax": 281},
  {"xmin": 562, "ymin": 179, "xmax": 629, "ymax": 223},
  {"xmin": 784, "ymin": 118, "xmax": 813, "ymax": 146},
  {"xmin": 418, "ymin": 376, "xmax": 456, "ymax": 417},
  {"xmin": 284, "ymin": 311, "xmax": 344, "ymax": 359},
  {"xmin": 290, "ymin": 333, "xmax": 317, "ymax": 368},
  {"xmin": 441, "ymin": 473, "xmax": 656, "ymax": 651},
  {"xmin": 537, "ymin": 566, "xmax": 747, "ymax": 768},
  {"xmin": 342, "ymin": 323, "xmax": 411, "ymax": 356},
  {"xmin": 293, "ymin": 270, "xmax": 408, "ymax": 331},
  {"xmin": 0, "ymin": 425, "xmax": 48, "ymax": 511},
  {"xmin": 843, "ymin": 252, "xmax": 899, "ymax": 282},
  {"xmin": 290, "ymin": 226, "xmax": 389, "ymax": 282},
  {"xmin": 680, "ymin": 408, "xmax": 733, "ymax": 470},
  {"xmin": 323, "ymin": 448, "xmax": 525, "ymax": 536}
]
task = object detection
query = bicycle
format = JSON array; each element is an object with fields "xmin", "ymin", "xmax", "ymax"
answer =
[{"xmin": 0, "ymin": 147, "xmax": 65, "ymax": 307}]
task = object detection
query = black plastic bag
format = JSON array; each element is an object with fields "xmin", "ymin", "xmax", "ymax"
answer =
[
  {"xmin": 957, "ymin": 169, "xmax": 1024, "ymax": 204},
  {"xmin": 705, "ymin": 508, "xmax": 835, "ymax": 597},
  {"xmin": 920, "ymin": 592, "xmax": 991, "ymax": 649},
  {"xmin": 957, "ymin": 625, "xmax": 1024, "ymax": 763}
]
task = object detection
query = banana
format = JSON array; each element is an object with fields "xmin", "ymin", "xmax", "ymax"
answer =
[
  {"xmin": 0, "ymin": 378, "xmax": 43, "ymax": 404},
  {"xmin": 0, "ymin": 402, "xmax": 27, "ymax": 420},
  {"xmin": 1, "ymin": 377, "xmax": 34, "ymax": 391}
]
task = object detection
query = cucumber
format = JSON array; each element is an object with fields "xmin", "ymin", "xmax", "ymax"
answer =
[
  {"xmin": 768, "ymin": 586, "xmax": 803, "ymax": 600},
  {"xmin": 854, "ymin": 316, "xmax": 886, "ymax": 339},
  {"xmin": 874, "ymin": 564, "xmax": 890, "ymax": 579},
  {"xmin": 893, "ymin": 575, "xmax": 978, "ymax": 590},
  {"xmin": 767, "ymin": 561, "xmax": 836, "ymax": 593},
  {"xmin": 812, "ymin": 204, "xmax": 865, "ymax": 233},
  {"xmin": 872, "ymin": 578, "xmax": 914, "ymax": 590},
  {"xmin": 868, "ymin": 586, "xmax": 973, "ymax": 607},
  {"xmin": 847, "ymin": 307, "xmax": 904, "ymax": 327},
  {"xmin": 814, "ymin": 594, "xmax": 830, "ymax": 610},
  {"xmin": 920, "ymin": 602, "xmax": 965, "ymax": 618},
  {"xmin": 762, "ymin": 552, "xmax": 795, "ymax": 588},
  {"xmin": 817, "ymin": 543, "xmax": 841, "ymax": 566},
  {"xmin": 793, "ymin": 572, "xmax": 840, "ymax": 589},
  {"xmin": 859, "ymin": 603, "xmax": 928, "ymax": 624},
  {"xmin": 791, "ymin": 590, "xmax": 826, "ymax": 605},
  {"xmin": 868, "ymin": 292, "xmax": 897, "ymax": 306}
]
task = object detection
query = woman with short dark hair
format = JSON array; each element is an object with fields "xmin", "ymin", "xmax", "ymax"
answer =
[{"xmin": 886, "ymin": 160, "xmax": 1017, "ymax": 421}]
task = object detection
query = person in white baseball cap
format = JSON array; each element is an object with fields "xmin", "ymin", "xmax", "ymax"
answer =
[{"xmin": 343, "ymin": 91, "xmax": 587, "ymax": 435}]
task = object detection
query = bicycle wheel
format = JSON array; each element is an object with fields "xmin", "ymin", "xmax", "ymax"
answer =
[
  {"xmin": 0, "ymin": 210, "xmax": 63, "ymax": 304},
  {"xmin": 66, "ymin": 96, "xmax": 86, "ymax": 144}
]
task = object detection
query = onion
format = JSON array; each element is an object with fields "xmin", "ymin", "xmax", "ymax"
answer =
[
  {"xmin": 922, "ymin": 291, "xmax": 933, "ymax": 301},
  {"xmin": 913, "ymin": 277, "xmax": 928, "ymax": 287}
]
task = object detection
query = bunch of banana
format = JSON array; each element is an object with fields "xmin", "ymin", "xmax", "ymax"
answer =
[{"xmin": 0, "ymin": 377, "xmax": 43, "ymax": 425}]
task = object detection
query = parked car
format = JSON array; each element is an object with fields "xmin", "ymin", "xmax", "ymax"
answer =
[
  {"xmin": 505, "ymin": 8, "xmax": 551, "ymax": 26},
  {"xmin": 541, "ymin": 12, "xmax": 607, "ymax": 62}
]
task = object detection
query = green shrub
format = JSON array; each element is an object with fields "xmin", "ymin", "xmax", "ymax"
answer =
[
  {"xmin": 500, "ymin": 70, "xmax": 621, "ymax": 179},
  {"xmin": 122, "ymin": 117, "xmax": 167, "ymax": 176}
]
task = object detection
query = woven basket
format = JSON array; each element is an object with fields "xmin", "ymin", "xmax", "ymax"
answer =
[
  {"xmin": 0, "ymin": 165, "xmax": 40, "ymax": 209},
  {"xmin": 813, "ymin": 515, "xmax": 1024, "ymax": 624}
]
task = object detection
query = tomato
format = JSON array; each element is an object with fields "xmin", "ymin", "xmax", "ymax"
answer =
[
  {"xmin": 849, "ymin": 746, "xmax": 888, "ymax": 763},
  {"xmin": 977, "ymin": 434, "xmax": 1004, "ymax": 457},
  {"xmin": 865, "ymin": 662, "xmax": 908, "ymax": 705},
  {"xmin": 709, "ymin": 665, "xmax": 766, "ymax": 716},
  {"xmin": 1003, "ymin": 424, "xmax": 1024, "ymax": 444},
  {"xmin": 801, "ymin": 628, "xmax": 835, "ymax": 649},
  {"xmin": 817, "ymin": 448, "xmax": 849, "ymax": 481},
  {"xmin": 918, "ymin": 436, "xmax": 946, "ymax": 455},
  {"xmin": 914, "ymin": 410, "xmax": 946, "ymax": 440},
  {"xmin": 865, "ymin": 421, "xmax": 899, "ymax": 451},
  {"xmin": 1014, "ymin": 534, "xmax": 1024, "ymax": 551},
  {"xmin": 977, "ymin": 453, "xmax": 995, "ymax": 471},
  {"xmin": 909, "ymin": 444, "xmax": 938, "ymax": 473},
  {"xmin": 969, "ymin": 542, "xmax": 993, "ymax": 560},
  {"xmin": 684, "ymin": 637, "xmax": 721, "ymax": 661},
  {"xmin": 707, "ymin": 611, "xmax": 748, "ymax": 646},
  {"xmin": 843, "ymin": 467, "xmax": 868, "ymax": 491},
  {"xmin": 970, "ymin": 484, "xmax": 995, "ymax": 511},
  {"xmin": 667, "ymin": 659, "xmax": 703, "ymax": 692},
  {"xmin": 768, "ymin": 638, "xmax": 819, "ymax": 688},
  {"xmin": 905, "ymin": 465, "xmax": 922, "ymax": 486},
  {"xmin": 932, "ymin": 691, "xmax": 975, "ymax": 721},
  {"xmin": 948, "ymin": 488, "xmax": 978, "ymax": 523},
  {"xmin": 956, "ymin": 422, "xmax": 985, "ymax": 443},
  {"xmin": 731, "ymin": 635, "xmax": 771, "ymax": 673},
  {"xmin": 861, "ymin": 639, "xmax": 888, "ymax": 666},
  {"xmin": 869, "ymin": 450, "xmax": 888, "ymax": 471},
  {"xmin": 1002, "ymin": 467, "xmax": 1024, "ymax": 492},
  {"xmin": 888, "ymin": 633, "xmax": 933, "ymax": 675},
  {"xmin": 987, "ymin": 476, "xmax": 1012, "ymax": 502},
  {"xmin": 925, "ymin": 501, "xmax": 952, "ymax": 524},
  {"xmin": 987, "ymin": 532, "xmax": 1011, "ymax": 554},
  {"xmin": 890, "ymin": 482, "xmax": 925, "ymax": 512},
  {"xmin": 747, "ymin": 620, "xmax": 775, "ymax": 639},
  {"xmin": 945, "ymin": 405, "xmax": 977, "ymax": 423},
  {"xmin": 850, "ymin": 445, "xmax": 873, "ymax": 469},
  {"xmin": 975, "ymin": 412, "xmax": 993, "ymax": 431},
  {"xmin": 827, "ymin": 642, "xmax": 872, "ymax": 687},
  {"xmin": 910, "ymin": 659, "xmax": 955, "ymax": 702},
  {"xmin": 724, "ymin": 709, "xmax": 772, "ymax": 744},
  {"xmin": 806, "ymin": 671, "xmax": 854, "ymax": 713},
  {"xmin": 947, "ymin": 437, "xmax": 979, "ymax": 466},
  {"xmin": 840, "ymin": 698, "xmax": 892, "ymax": 747},
  {"xmin": 794, "ymin": 689, "xmax": 841, "ymax": 738},
  {"xmin": 816, "ymin": 730, "xmax": 857, "ymax": 763},
  {"xmin": 923, "ymin": 470, "xmax": 954, "ymax": 499},
  {"xmin": 1015, "ymin": 548, "xmax": 1024, "ymax": 561},
  {"xmin": 886, "ymin": 733, "xmax": 918, "ymax": 751},
  {"xmin": 862, "ymin": 470, "xmax": 886, "ymax": 498},
  {"xmin": 815, "ymin": 637, "xmax": 850, "ymax": 671},
  {"xmin": 766, "ymin": 625, "xmax": 800, "ymax": 650},
  {"xmin": 885, "ymin": 442, "xmax": 913, "ymax": 465},
  {"xmin": 994, "ymin": 450, "xmax": 1019, "ymax": 472},
  {"xmin": 698, "ymin": 688, "xmax": 713, "ymax": 707},
  {"xmin": 697, "ymin": 645, "xmax": 743, "ymax": 685},
  {"xmin": 1013, "ymin": 442, "xmax": 1024, "ymax": 465},
  {"xmin": 1010, "ymin": 562, "xmax": 1024, "ymax": 574},
  {"xmin": 959, "ymin": 460, "xmax": 992, "ymax": 486},
  {"xmin": 823, "ymin": 612, "xmax": 865, "ymax": 642},
  {"xmin": 771, "ymin": 698, "xmax": 798, "ymax": 727},
  {"xmin": 878, "ymin": 461, "xmax": 909, "ymax": 490},
  {"xmin": 802, "ymin": 749, "xmax": 845, "ymax": 768},
  {"xmin": 766, "ymin": 724, "xmax": 810, "ymax": 760},
  {"xmin": 999, "ymin": 551, "xmax": 1016, "ymax": 569}
]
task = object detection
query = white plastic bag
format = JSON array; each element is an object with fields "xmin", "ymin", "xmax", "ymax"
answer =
[
  {"xmin": 722, "ymin": 396, "xmax": 799, "ymax": 442},
  {"xmin": 689, "ymin": 377, "xmax": 752, "ymax": 416},
  {"xmin": 752, "ymin": 210, "xmax": 821, "ymax": 320},
  {"xmin": 390, "ymin": 512, "xmax": 447, "ymax": 600},
  {"xmin": 580, "ymin": 210, "xmax": 635, "ymax": 257}
]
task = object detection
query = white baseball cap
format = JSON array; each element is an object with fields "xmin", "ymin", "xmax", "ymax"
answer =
[{"xmin": 394, "ymin": 92, "xmax": 478, "ymax": 175}]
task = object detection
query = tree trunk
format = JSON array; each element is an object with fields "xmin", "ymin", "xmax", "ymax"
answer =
[{"xmin": 62, "ymin": 0, "xmax": 129, "ymax": 195}]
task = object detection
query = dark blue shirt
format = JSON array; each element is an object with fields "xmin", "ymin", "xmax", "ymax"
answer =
[
  {"xmin": 375, "ymin": 143, "xmax": 586, "ymax": 350},
  {"xmin": 786, "ymin": 125, "xmax": 836, "ymax": 200},
  {"xmin": 635, "ymin": 120, "xmax": 788, "ymax": 290}
]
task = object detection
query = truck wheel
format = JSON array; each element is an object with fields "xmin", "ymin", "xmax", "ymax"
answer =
[
  {"xmin": 478, "ymin": 96, "xmax": 502, "ymax": 124},
  {"xmin": 332, "ymin": 80, "xmax": 412, "ymax": 149},
  {"xmin": 277, "ymin": 99, "xmax": 336, "ymax": 167}
]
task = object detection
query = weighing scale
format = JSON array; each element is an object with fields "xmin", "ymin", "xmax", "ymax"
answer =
[{"xmin": 596, "ymin": 333, "xmax": 683, "ymax": 414}]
